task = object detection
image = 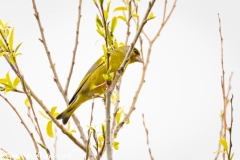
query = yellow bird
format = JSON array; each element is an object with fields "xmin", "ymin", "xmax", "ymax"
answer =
[{"xmin": 56, "ymin": 46, "xmax": 143, "ymax": 124}]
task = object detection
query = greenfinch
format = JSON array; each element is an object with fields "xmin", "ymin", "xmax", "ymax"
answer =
[{"xmin": 56, "ymin": 46, "xmax": 143, "ymax": 124}]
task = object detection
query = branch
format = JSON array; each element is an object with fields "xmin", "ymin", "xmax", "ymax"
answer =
[
  {"xmin": 105, "ymin": 1, "xmax": 157, "ymax": 159},
  {"xmin": 3, "ymin": 55, "xmax": 86, "ymax": 152},
  {"xmin": 0, "ymin": 148, "xmax": 14, "ymax": 160},
  {"xmin": 219, "ymin": 13, "xmax": 227, "ymax": 160},
  {"xmin": 114, "ymin": 0, "xmax": 177, "ymax": 137},
  {"xmin": 31, "ymin": 1, "xmax": 92, "ymax": 155},
  {"xmin": 142, "ymin": 114, "xmax": 154, "ymax": 160},
  {"xmin": 228, "ymin": 94, "xmax": 234, "ymax": 160},
  {"xmin": 64, "ymin": 0, "xmax": 83, "ymax": 95},
  {"xmin": 25, "ymin": 82, "xmax": 86, "ymax": 151},
  {"xmin": 31, "ymin": 0, "xmax": 65, "ymax": 99},
  {"xmin": 0, "ymin": 93, "xmax": 40, "ymax": 160}
]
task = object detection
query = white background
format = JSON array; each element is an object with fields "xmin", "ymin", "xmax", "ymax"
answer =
[{"xmin": 0, "ymin": 0, "xmax": 240, "ymax": 159}]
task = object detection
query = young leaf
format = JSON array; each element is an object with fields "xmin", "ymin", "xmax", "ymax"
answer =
[
  {"xmin": 103, "ymin": 10, "xmax": 108, "ymax": 20},
  {"xmin": 39, "ymin": 110, "xmax": 51, "ymax": 120},
  {"xmin": 0, "ymin": 20, "xmax": 4, "ymax": 28},
  {"xmin": 13, "ymin": 76, "xmax": 20, "ymax": 87},
  {"xmin": 0, "ymin": 52, "xmax": 7, "ymax": 57},
  {"xmin": 9, "ymin": 53, "xmax": 16, "ymax": 65},
  {"xmin": 110, "ymin": 17, "xmax": 118, "ymax": 33},
  {"xmin": 8, "ymin": 28, "xmax": 14, "ymax": 52},
  {"xmin": 219, "ymin": 139, "xmax": 228, "ymax": 153},
  {"xmin": 15, "ymin": 42, "xmax": 22, "ymax": 53},
  {"xmin": 147, "ymin": 12, "xmax": 156, "ymax": 20},
  {"xmin": 113, "ymin": 141, "xmax": 119, "ymax": 150},
  {"xmin": 46, "ymin": 121, "xmax": 54, "ymax": 138},
  {"xmin": 230, "ymin": 153, "xmax": 234, "ymax": 160},
  {"xmin": 96, "ymin": 15, "xmax": 103, "ymax": 28},
  {"xmin": 132, "ymin": 13, "xmax": 138, "ymax": 18},
  {"xmin": 114, "ymin": 7, "xmax": 127, "ymax": 12},
  {"xmin": 117, "ymin": 16, "xmax": 126, "ymax": 22},
  {"xmin": 116, "ymin": 109, "xmax": 122, "ymax": 124},
  {"xmin": 0, "ymin": 38, "xmax": 8, "ymax": 51},
  {"xmin": 37, "ymin": 142, "xmax": 48, "ymax": 150},
  {"xmin": 6, "ymin": 72, "xmax": 13, "ymax": 86},
  {"xmin": 24, "ymin": 98, "xmax": 30, "ymax": 107},
  {"xmin": 50, "ymin": 106, "xmax": 57, "ymax": 114},
  {"xmin": 98, "ymin": 0, "xmax": 104, "ymax": 5},
  {"xmin": 106, "ymin": 0, "xmax": 111, "ymax": 13},
  {"xmin": 96, "ymin": 29, "xmax": 105, "ymax": 37}
]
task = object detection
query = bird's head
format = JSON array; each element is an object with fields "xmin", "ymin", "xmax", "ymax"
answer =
[
  {"xmin": 129, "ymin": 47, "xmax": 143, "ymax": 64},
  {"xmin": 123, "ymin": 46, "xmax": 143, "ymax": 64}
]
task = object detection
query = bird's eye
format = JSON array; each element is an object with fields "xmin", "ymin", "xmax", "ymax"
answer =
[{"xmin": 133, "ymin": 48, "xmax": 140, "ymax": 55}]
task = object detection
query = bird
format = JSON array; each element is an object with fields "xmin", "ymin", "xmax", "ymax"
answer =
[{"xmin": 56, "ymin": 46, "xmax": 143, "ymax": 124}]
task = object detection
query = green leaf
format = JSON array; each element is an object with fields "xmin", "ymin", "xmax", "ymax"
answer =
[
  {"xmin": 96, "ymin": 29, "xmax": 105, "ymax": 37},
  {"xmin": 147, "ymin": 12, "xmax": 155, "ymax": 20},
  {"xmin": 96, "ymin": 15, "xmax": 103, "ymax": 28},
  {"xmin": 107, "ymin": 0, "xmax": 111, "ymax": 13},
  {"xmin": 8, "ymin": 28, "xmax": 14, "ymax": 52},
  {"xmin": 53, "ymin": 112, "xmax": 59, "ymax": 117},
  {"xmin": 39, "ymin": 110, "xmax": 51, "ymax": 120},
  {"xmin": 98, "ymin": 0, "xmax": 104, "ymax": 5},
  {"xmin": 50, "ymin": 106, "xmax": 57, "ymax": 114},
  {"xmin": 101, "ymin": 123, "xmax": 106, "ymax": 135},
  {"xmin": 46, "ymin": 121, "xmax": 54, "ymax": 138},
  {"xmin": 6, "ymin": 72, "xmax": 13, "ymax": 86},
  {"xmin": 0, "ymin": 52, "xmax": 7, "ymax": 57},
  {"xmin": 132, "ymin": 13, "xmax": 138, "ymax": 18},
  {"xmin": 5, "ymin": 28, "xmax": 9, "ymax": 37},
  {"xmin": 116, "ymin": 109, "xmax": 122, "ymax": 124},
  {"xmin": 113, "ymin": 141, "xmax": 119, "ymax": 150},
  {"xmin": 103, "ymin": 10, "xmax": 108, "ymax": 20},
  {"xmin": 230, "ymin": 153, "xmax": 234, "ymax": 160},
  {"xmin": 219, "ymin": 139, "xmax": 228, "ymax": 153},
  {"xmin": 9, "ymin": 53, "xmax": 16, "ymax": 65},
  {"xmin": 0, "ymin": 20, "xmax": 4, "ymax": 28},
  {"xmin": 13, "ymin": 76, "xmax": 20, "ymax": 87},
  {"xmin": 117, "ymin": 16, "xmax": 126, "ymax": 22},
  {"xmin": 0, "ymin": 38, "xmax": 8, "ymax": 51},
  {"xmin": 110, "ymin": 17, "xmax": 118, "ymax": 33},
  {"xmin": 37, "ymin": 142, "xmax": 48, "ymax": 150},
  {"xmin": 24, "ymin": 98, "xmax": 30, "ymax": 107},
  {"xmin": 114, "ymin": 6, "xmax": 127, "ymax": 12},
  {"xmin": 15, "ymin": 42, "xmax": 22, "ymax": 53}
]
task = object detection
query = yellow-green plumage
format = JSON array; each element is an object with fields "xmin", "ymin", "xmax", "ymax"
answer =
[{"xmin": 56, "ymin": 46, "xmax": 143, "ymax": 124}]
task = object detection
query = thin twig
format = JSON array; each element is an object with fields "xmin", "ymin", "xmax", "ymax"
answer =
[
  {"xmin": 0, "ymin": 148, "xmax": 14, "ymax": 160},
  {"xmin": 0, "ymin": 93, "xmax": 40, "ymax": 160},
  {"xmin": 64, "ymin": 0, "xmax": 83, "ymax": 95},
  {"xmin": 15, "ymin": 57, "xmax": 51, "ymax": 158},
  {"xmin": 2, "ymin": 54, "xmax": 87, "ymax": 151},
  {"xmin": 228, "ymin": 94, "xmax": 234, "ymax": 159},
  {"xmin": 31, "ymin": 0, "xmax": 65, "ymax": 98},
  {"xmin": 124, "ymin": 0, "xmax": 132, "ymax": 45},
  {"xmin": 142, "ymin": 114, "xmax": 154, "ymax": 160},
  {"xmin": 114, "ymin": 0, "xmax": 177, "ymax": 137},
  {"xmin": 215, "ymin": 13, "xmax": 227, "ymax": 160},
  {"xmin": 53, "ymin": 126, "xmax": 57, "ymax": 160},
  {"xmin": 31, "ymin": 0, "xmax": 93, "ymax": 155},
  {"xmin": 86, "ymin": 97, "xmax": 95, "ymax": 160}
]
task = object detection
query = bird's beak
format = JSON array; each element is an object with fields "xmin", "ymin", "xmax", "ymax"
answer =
[{"xmin": 136, "ymin": 55, "xmax": 144, "ymax": 64}]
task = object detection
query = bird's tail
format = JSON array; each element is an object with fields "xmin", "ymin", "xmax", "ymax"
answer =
[{"xmin": 56, "ymin": 105, "xmax": 78, "ymax": 125}]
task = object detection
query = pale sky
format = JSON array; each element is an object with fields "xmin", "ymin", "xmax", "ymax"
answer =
[{"xmin": 0, "ymin": 0, "xmax": 240, "ymax": 160}]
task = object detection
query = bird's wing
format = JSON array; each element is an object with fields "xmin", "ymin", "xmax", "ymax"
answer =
[{"xmin": 68, "ymin": 56, "xmax": 105, "ymax": 105}]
